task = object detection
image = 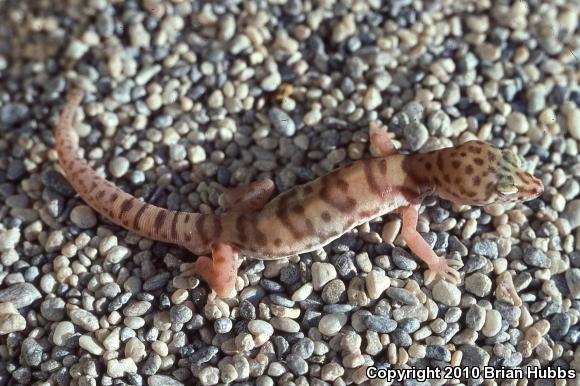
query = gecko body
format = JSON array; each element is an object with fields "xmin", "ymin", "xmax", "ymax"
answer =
[{"xmin": 56, "ymin": 89, "xmax": 544, "ymax": 297}]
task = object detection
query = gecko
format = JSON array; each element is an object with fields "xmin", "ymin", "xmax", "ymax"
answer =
[{"xmin": 55, "ymin": 89, "xmax": 544, "ymax": 298}]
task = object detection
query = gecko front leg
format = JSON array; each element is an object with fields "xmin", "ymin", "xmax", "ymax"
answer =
[
  {"xmin": 400, "ymin": 204, "xmax": 462, "ymax": 284},
  {"xmin": 193, "ymin": 243, "xmax": 239, "ymax": 298},
  {"xmin": 370, "ymin": 121, "xmax": 399, "ymax": 156}
]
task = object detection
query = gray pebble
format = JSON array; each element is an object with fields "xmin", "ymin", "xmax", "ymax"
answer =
[
  {"xmin": 473, "ymin": 239, "xmax": 498, "ymax": 259},
  {"xmin": 386, "ymin": 287, "xmax": 419, "ymax": 305},
  {"xmin": 0, "ymin": 103, "xmax": 30, "ymax": 127},
  {"xmin": 392, "ymin": 248, "xmax": 418, "ymax": 270},
  {"xmin": 142, "ymin": 272, "xmax": 171, "ymax": 291},
  {"xmin": 426, "ymin": 345, "xmax": 451, "ymax": 362},
  {"xmin": 465, "ymin": 273, "xmax": 492, "ymax": 297},
  {"xmin": 20, "ymin": 338, "xmax": 43, "ymax": 367},
  {"xmin": 269, "ymin": 108, "xmax": 296, "ymax": 136},
  {"xmin": 460, "ymin": 344, "xmax": 490, "ymax": 367},
  {"xmin": 170, "ymin": 304, "xmax": 193, "ymax": 324},
  {"xmin": 41, "ymin": 297, "xmax": 66, "ymax": 321},
  {"xmin": 364, "ymin": 315, "xmax": 397, "ymax": 333},
  {"xmin": 147, "ymin": 374, "xmax": 184, "ymax": 386},
  {"xmin": 549, "ymin": 313, "xmax": 571, "ymax": 340},
  {"xmin": 0, "ymin": 283, "xmax": 41, "ymax": 308},
  {"xmin": 286, "ymin": 353, "xmax": 308, "ymax": 375},
  {"xmin": 523, "ymin": 246, "xmax": 551, "ymax": 268}
]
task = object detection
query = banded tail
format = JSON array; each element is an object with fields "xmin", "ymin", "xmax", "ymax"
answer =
[{"xmin": 55, "ymin": 89, "xmax": 219, "ymax": 255}]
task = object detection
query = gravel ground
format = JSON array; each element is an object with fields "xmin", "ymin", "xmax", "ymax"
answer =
[{"xmin": 0, "ymin": 0, "xmax": 579, "ymax": 385}]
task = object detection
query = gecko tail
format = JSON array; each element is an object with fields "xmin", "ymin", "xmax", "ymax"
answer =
[{"xmin": 55, "ymin": 89, "xmax": 217, "ymax": 255}]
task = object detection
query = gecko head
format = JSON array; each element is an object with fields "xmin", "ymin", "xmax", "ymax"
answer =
[{"xmin": 410, "ymin": 141, "xmax": 544, "ymax": 206}]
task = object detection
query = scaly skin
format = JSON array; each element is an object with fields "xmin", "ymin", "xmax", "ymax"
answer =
[{"xmin": 55, "ymin": 89, "xmax": 544, "ymax": 297}]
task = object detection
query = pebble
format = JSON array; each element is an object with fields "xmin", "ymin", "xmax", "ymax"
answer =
[
  {"xmin": 482, "ymin": 309, "xmax": 502, "ymax": 337},
  {"xmin": 20, "ymin": 338, "xmax": 43, "ymax": 366},
  {"xmin": 311, "ymin": 262, "xmax": 337, "ymax": 290},
  {"xmin": 109, "ymin": 156, "xmax": 130, "ymax": 178},
  {"xmin": 465, "ymin": 273, "xmax": 492, "ymax": 297},
  {"xmin": 68, "ymin": 308, "xmax": 100, "ymax": 331},
  {"xmin": 365, "ymin": 270, "xmax": 390, "ymax": 300},
  {"xmin": 148, "ymin": 375, "xmax": 184, "ymax": 386},
  {"xmin": 0, "ymin": 228, "xmax": 20, "ymax": 251},
  {"xmin": 0, "ymin": 303, "xmax": 26, "ymax": 334},
  {"xmin": 107, "ymin": 358, "xmax": 137, "ymax": 378},
  {"xmin": 53, "ymin": 321, "xmax": 75, "ymax": 346},
  {"xmin": 563, "ymin": 199, "xmax": 580, "ymax": 229},
  {"xmin": 269, "ymin": 108, "xmax": 296, "ymax": 136},
  {"xmin": 70, "ymin": 205, "xmax": 98, "ymax": 229},
  {"xmin": 523, "ymin": 246, "xmax": 551, "ymax": 268},
  {"xmin": 319, "ymin": 313, "xmax": 347, "ymax": 336},
  {"xmin": 432, "ymin": 281, "xmax": 461, "ymax": 306},
  {"xmin": 0, "ymin": 283, "xmax": 41, "ymax": 308}
]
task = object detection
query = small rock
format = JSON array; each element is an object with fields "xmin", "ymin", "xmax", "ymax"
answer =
[
  {"xmin": 68, "ymin": 308, "xmax": 99, "ymax": 331},
  {"xmin": 53, "ymin": 321, "xmax": 75, "ymax": 346},
  {"xmin": 465, "ymin": 273, "xmax": 492, "ymax": 297},
  {"xmin": 523, "ymin": 246, "xmax": 551, "ymax": 268},
  {"xmin": 482, "ymin": 309, "xmax": 502, "ymax": 337},
  {"xmin": 319, "ymin": 313, "xmax": 347, "ymax": 336},
  {"xmin": 106, "ymin": 358, "xmax": 137, "ymax": 378},
  {"xmin": 365, "ymin": 315, "xmax": 397, "ymax": 333},
  {"xmin": 148, "ymin": 374, "xmax": 184, "ymax": 386},
  {"xmin": 312, "ymin": 262, "xmax": 337, "ymax": 290},
  {"xmin": 19, "ymin": 338, "xmax": 43, "ymax": 366},
  {"xmin": 0, "ymin": 283, "xmax": 41, "ymax": 308},
  {"xmin": 365, "ymin": 270, "xmax": 390, "ymax": 300},
  {"xmin": 70, "ymin": 205, "xmax": 97, "ymax": 229},
  {"xmin": 109, "ymin": 157, "xmax": 130, "ymax": 178},
  {"xmin": 0, "ymin": 228, "xmax": 20, "ymax": 252},
  {"xmin": 432, "ymin": 281, "xmax": 461, "ymax": 306},
  {"xmin": 269, "ymin": 108, "xmax": 295, "ymax": 136}
]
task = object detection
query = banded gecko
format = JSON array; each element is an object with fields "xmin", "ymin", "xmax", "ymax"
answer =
[{"xmin": 55, "ymin": 89, "xmax": 544, "ymax": 298}]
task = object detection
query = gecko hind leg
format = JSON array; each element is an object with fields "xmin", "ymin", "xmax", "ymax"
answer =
[
  {"xmin": 370, "ymin": 121, "xmax": 399, "ymax": 156},
  {"xmin": 219, "ymin": 178, "xmax": 275, "ymax": 211},
  {"xmin": 400, "ymin": 205, "xmax": 462, "ymax": 285},
  {"xmin": 193, "ymin": 243, "xmax": 238, "ymax": 298}
]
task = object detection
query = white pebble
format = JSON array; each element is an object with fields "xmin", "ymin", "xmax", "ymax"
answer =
[{"xmin": 70, "ymin": 205, "xmax": 97, "ymax": 229}]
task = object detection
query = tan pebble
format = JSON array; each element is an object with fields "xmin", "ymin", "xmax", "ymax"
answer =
[
  {"xmin": 451, "ymin": 351, "xmax": 462, "ymax": 367},
  {"xmin": 381, "ymin": 219, "xmax": 401, "ymax": 244},
  {"xmin": 525, "ymin": 327, "xmax": 542, "ymax": 349},
  {"xmin": 387, "ymin": 343, "xmax": 397, "ymax": 364},
  {"xmin": 495, "ymin": 271, "xmax": 522, "ymax": 306}
]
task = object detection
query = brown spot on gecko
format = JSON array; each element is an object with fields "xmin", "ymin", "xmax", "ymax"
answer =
[
  {"xmin": 132, "ymin": 204, "xmax": 149, "ymax": 230},
  {"xmin": 170, "ymin": 212, "xmax": 179, "ymax": 240},
  {"xmin": 319, "ymin": 177, "xmax": 357, "ymax": 213},
  {"xmin": 437, "ymin": 151, "xmax": 444, "ymax": 170},
  {"xmin": 291, "ymin": 205, "xmax": 305, "ymax": 215},
  {"xmin": 443, "ymin": 174, "xmax": 451, "ymax": 183},
  {"xmin": 455, "ymin": 177, "xmax": 462, "ymax": 185},
  {"xmin": 378, "ymin": 158, "xmax": 388, "ymax": 175},
  {"xmin": 155, "ymin": 210, "xmax": 167, "ymax": 230},
  {"xmin": 305, "ymin": 218, "xmax": 315, "ymax": 233},
  {"xmin": 451, "ymin": 160, "xmax": 461, "ymax": 169},
  {"xmin": 488, "ymin": 151, "xmax": 497, "ymax": 161},
  {"xmin": 236, "ymin": 214, "xmax": 248, "ymax": 243},
  {"xmin": 276, "ymin": 205, "xmax": 304, "ymax": 240},
  {"xmin": 184, "ymin": 214, "xmax": 191, "ymax": 224},
  {"xmin": 468, "ymin": 145, "xmax": 482, "ymax": 153},
  {"xmin": 336, "ymin": 178, "xmax": 349, "ymax": 192},
  {"xmin": 474, "ymin": 157, "xmax": 484, "ymax": 166},
  {"xmin": 119, "ymin": 198, "xmax": 134, "ymax": 217},
  {"xmin": 425, "ymin": 162, "xmax": 432, "ymax": 171},
  {"xmin": 96, "ymin": 190, "xmax": 106, "ymax": 199},
  {"xmin": 465, "ymin": 165, "xmax": 474, "ymax": 175},
  {"xmin": 321, "ymin": 211, "xmax": 332, "ymax": 222},
  {"xmin": 473, "ymin": 176, "xmax": 481, "ymax": 186},
  {"xmin": 358, "ymin": 210, "xmax": 374, "ymax": 218},
  {"xmin": 363, "ymin": 159, "xmax": 381, "ymax": 196},
  {"xmin": 110, "ymin": 192, "xmax": 119, "ymax": 204}
]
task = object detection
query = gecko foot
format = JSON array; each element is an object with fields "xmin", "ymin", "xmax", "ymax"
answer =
[
  {"xmin": 193, "ymin": 243, "xmax": 238, "ymax": 298},
  {"xmin": 425, "ymin": 258, "xmax": 462, "ymax": 285},
  {"xmin": 370, "ymin": 121, "xmax": 398, "ymax": 156}
]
